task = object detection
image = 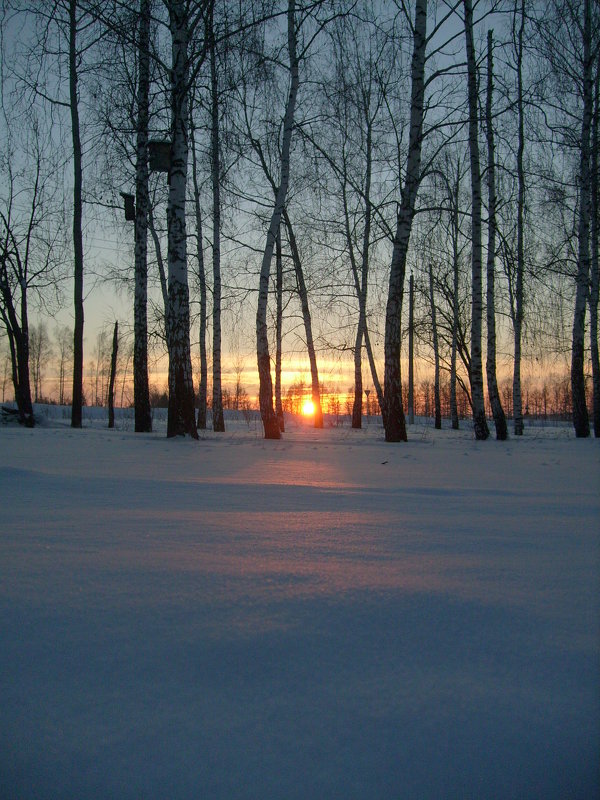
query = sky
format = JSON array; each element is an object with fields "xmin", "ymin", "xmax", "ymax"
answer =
[{"xmin": 0, "ymin": 0, "xmax": 585, "ymax": 408}]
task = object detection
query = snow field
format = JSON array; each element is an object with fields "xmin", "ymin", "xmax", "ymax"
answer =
[{"xmin": 1, "ymin": 412, "xmax": 599, "ymax": 798}]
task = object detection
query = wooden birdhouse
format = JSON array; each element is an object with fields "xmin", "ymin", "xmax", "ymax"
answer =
[
  {"xmin": 120, "ymin": 192, "xmax": 135, "ymax": 222},
  {"xmin": 148, "ymin": 140, "xmax": 171, "ymax": 173}
]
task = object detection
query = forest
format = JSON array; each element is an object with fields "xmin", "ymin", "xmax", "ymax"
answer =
[{"xmin": 0, "ymin": 0, "xmax": 598, "ymax": 441}]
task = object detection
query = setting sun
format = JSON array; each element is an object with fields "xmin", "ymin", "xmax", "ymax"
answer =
[{"xmin": 301, "ymin": 399, "xmax": 315, "ymax": 416}]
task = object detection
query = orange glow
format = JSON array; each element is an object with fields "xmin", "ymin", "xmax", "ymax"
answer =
[{"xmin": 302, "ymin": 399, "xmax": 315, "ymax": 416}]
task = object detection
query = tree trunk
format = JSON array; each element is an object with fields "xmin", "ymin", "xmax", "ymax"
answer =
[
  {"xmin": 383, "ymin": 0, "xmax": 427, "ymax": 443},
  {"xmin": 590, "ymin": 60, "xmax": 599, "ymax": 437},
  {"xmin": 256, "ymin": 0, "xmax": 298, "ymax": 440},
  {"xmin": 349, "ymin": 107, "xmax": 374, "ymax": 430},
  {"xmin": 70, "ymin": 0, "xmax": 84, "ymax": 429},
  {"xmin": 352, "ymin": 325, "xmax": 363, "ymax": 428},
  {"xmin": 108, "ymin": 321, "xmax": 118, "ymax": 429},
  {"xmin": 572, "ymin": 0, "xmax": 592, "ymax": 437},
  {"xmin": 1, "ymin": 286, "xmax": 34, "ymax": 426},
  {"xmin": 463, "ymin": 0, "xmax": 490, "ymax": 440},
  {"xmin": 513, "ymin": 0, "xmax": 526, "ymax": 436},
  {"xmin": 341, "ymin": 181, "xmax": 364, "ymax": 428},
  {"xmin": 15, "ymin": 332, "xmax": 34, "ymax": 427},
  {"xmin": 408, "ymin": 273, "xmax": 414, "ymax": 425},
  {"xmin": 429, "ymin": 264, "xmax": 441, "ymax": 429},
  {"xmin": 450, "ymin": 174, "xmax": 460, "ymax": 430},
  {"xmin": 364, "ymin": 325, "xmax": 384, "ymax": 416},
  {"xmin": 134, "ymin": 0, "xmax": 152, "ymax": 433},
  {"xmin": 190, "ymin": 99, "xmax": 208, "ymax": 430},
  {"xmin": 148, "ymin": 206, "xmax": 169, "ymax": 311},
  {"xmin": 166, "ymin": 0, "xmax": 198, "ymax": 439},
  {"xmin": 210, "ymin": 24, "xmax": 224, "ymax": 433},
  {"xmin": 275, "ymin": 226, "xmax": 285, "ymax": 431},
  {"xmin": 485, "ymin": 29, "xmax": 507, "ymax": 440},
  {"xmin": 283, "ymin": 211, "xmax": 323, "ymax": 428}
]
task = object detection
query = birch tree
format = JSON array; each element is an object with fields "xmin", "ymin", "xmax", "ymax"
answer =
[
  {"xmin": 107, "ymin": 320, "xmax": 118, "ymax": 428},
  {"xmin": 64, "ymin": 0, "xmax": 86, "ymax": 427},
  {"xmin": 462, "ymin": 0, "xmax": 489, "ymax": 440},
  {"xmin": 590, "ymin": 61, "xmax": 599, "ymax": 437},
  {"xmin": 209, "ymin": 13, "xmax": 224, "ymax": 432},
  {"xmin": 0, "ymin": 116, "xmax": 64, "ymax": 426},
  {"xmin": 299, "ymin": 21, "xmax": 388, "ymax": 429},
  {"xmin": 163, "ymin": 0, "xmax": 212, "ymax": 439},
  {"xmin": 275, "ymin": 225, "xmax": 285, "ymax": 431},
  {"xmin": 189, "ymin": 92, "xmax": 208, "ymax": 430},
  {"xmin": 428, "ymin": 262, "xmax": 441, "ymax": 429},
  {"xmin": 512, "ymin": 0, "xmax": 525, "ymax": 436},
  {"xmin": 485, "ymin": 29, "xmax": 507, "ymax": 439},
  {"xmin": 571, "ymin": 0, "xmax": 593, "ymax": 437},
  {"xmin": 133, "ymin": 0, "xmax": 152, "ymax": 433},
  {"xmin": 256, "ymin": 0, "xmax": 298, "ymax": 440},
  {"xmin": 383, "ymin": 0, "xmax": 428, "ymax": 442},
  {"xmin": 533, "ymin": 0, "xmax": 598, "ymax": 436}
]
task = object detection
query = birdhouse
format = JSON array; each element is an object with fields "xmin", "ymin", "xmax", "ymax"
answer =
[
  {"xmin": 148, "ymin": 140, "xmax": 171, "ymax": 173},
  {"xmin": 120, "ymin": 192, "xmax": 135, "ymax": 221}
]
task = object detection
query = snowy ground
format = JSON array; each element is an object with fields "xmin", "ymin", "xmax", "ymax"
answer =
[{"xmin": 1, "ymin": 407, "xmax": 599, "ymax": 799}]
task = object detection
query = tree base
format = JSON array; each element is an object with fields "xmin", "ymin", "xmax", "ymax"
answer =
[{"xmin": 263, "ymin": 415, "xmax": 281, "ymax": 439}]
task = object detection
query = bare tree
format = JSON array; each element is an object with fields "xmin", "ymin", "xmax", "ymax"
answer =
[
  {"xmin": 485, "ymin": 29, "xmax": 507, "ymax": 439},
  {"xmin": 0, "ymin": 102, "xmax": 64, "ymax": 425},
  {"xmin": 571, "ymin": 0, "xmax": 593, "ymax": 437},
  {"xmin": 428, "ymin": 263, "xmax": 441, "ymax": 429},
  {"xmin": 533, "ymin": 0, "xmax": 598, "ymax": 436},
  {"xmin": 463, "ymin": 0, "xmax": 489, "ymax": 440},
  {"xmin": 383, "ymin": 0, "xmax": 428, "ymax": 442},
  {"xmin": 55, "ymin": 324, "xmax": 73, "ymax": 405},
  {"xmin": 512, "ymin": 0, "xmax": 526, "ymax": 436},
  {"xmin": 29, "ymin": 321, "xmax": 53, "ymax": 402},
  {"xmin": 590, "ymin": 59, "xmax": 599, "ymax": 437},
  {"xmin": 133, "ymin": 0, "xmax": 152, "ymax": 432},
  {"xmin": 107, "ymin": 320, "xmax": 118, "ymax": 427},
  {"xmin": 275, "ymin": 225, "xmax": 285, "ymax": 431},
  {"xmin": 66, "ymin": 0, "xmax": 85, "ymax": 427},
  {"xmin": 163, "ymin": 0, "xmax": 212, "ymax": 439},
  {"xmin": 209, "ymin": 12, "xmax": 224, "ymax": 433},
  {"xmin": 256, "ymin": 0, "xmax": 298, "ymax": 439},
  {"xmin": 189, "ymin": 91, "xmax": 208, "ymax": 429}
]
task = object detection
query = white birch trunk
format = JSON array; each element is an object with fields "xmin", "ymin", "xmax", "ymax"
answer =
[
  {"xmin": 69, "ymin": 0, "xmax": 84, "ymax": 429},
  {"xmin": 383, "ymin": 0, "xmax": 427, "ymax": 442},
  {"xmin": 408, "ymin": 273, "xmax": 414, "ymax": 425},
  {"xmin": 134, "ymin": 0, "xmax": 152, "ymax": 433},
  {"xmin": 166, "ymin": 0, "xmax": 197, "ymax": 439},
  {"xmin": 428, "ymin": 264, "xmax": 441, "ymax": 429},
  {"xmin": 463, "ymin": 0, "xmax": 490, "ymax": 440},
  {"xmin": 590, "ymin": 61, "xmax": 599, "ymax": 437},
  {"xmin": 275, "ymin": 226, "xmax": 284, "ymax": 432},
  {"xmin": 190, "ymin": 99, "xmax": 207, "ymax": 430},
  {"xmin": 148, "ymin": 206, "xmax": 169, "ymax": 311},
  {"xmin": 210, "ymin": 26, "xmax": 224, "ymax": 433},
  {"xmin": 108, "ymin": 321, "xmax": 118, "ymax": 429},
  {"xmin": 450, "ymin": 174, "xmax": 460, "ymax": 430},
  {"xmin": 256, "ymin": 0, "xmax": 298, "ymax": 440},
  {"xmin": 512, "ymin": 0, "xmax": 525, "ymax": 436},
  {"xmin": 348, "ymin": 113, "xmax": 374, "ymax": 430},
  {"xmin": 572, "ymin": 0, "xmax": 592, "ymax": 437},
  {"xmin": 485, "ymin": 29, "xmax": 507, "ymax": 440}
]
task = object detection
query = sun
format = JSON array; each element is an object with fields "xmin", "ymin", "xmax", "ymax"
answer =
[{"xmin": 301, "ymin": 399, "xmax": 315, "ymax": 416}]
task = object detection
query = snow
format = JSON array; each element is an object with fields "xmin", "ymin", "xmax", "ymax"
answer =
[{"xmin": 1, "ymin": 407, "xmax": 599, "ymax": 799}]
